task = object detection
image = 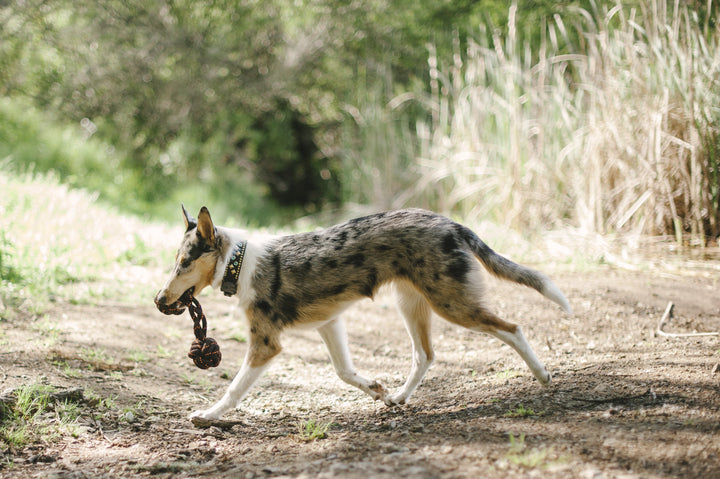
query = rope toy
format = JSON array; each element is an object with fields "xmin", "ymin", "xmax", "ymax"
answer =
[{"xmin": 155, "ymin": 287, "xmax": 222, "ymax": 369}]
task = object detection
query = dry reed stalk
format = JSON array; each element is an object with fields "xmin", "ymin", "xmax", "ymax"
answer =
[{"xmin": 342, "ymin": 1, "xmax": 720, "ymax": 243}]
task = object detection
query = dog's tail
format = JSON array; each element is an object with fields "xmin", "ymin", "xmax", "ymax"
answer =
[{"xmin": 462, "ymin": 227, "xmax": 572, "ymax": 314}]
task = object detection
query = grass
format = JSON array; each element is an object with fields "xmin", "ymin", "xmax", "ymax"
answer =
[
  {"xmin": 0, "ymin": 383, "xmax": 84, "ymax": 450},
  {"xmin": 504, "ymin": 404, "xmax": 543, "ymax": 418},
  {"xmin": 228, "ymin": 329, "xmax": 247, "ymax": 343},
  {"xmin": 297, "ymin": 419, "xmax": 333, "ymax": 441},
  {"xmin": 342, "ymin": 1, "xmax": 720, "ymax": 244},
  {"xmin": 180, "ymin": 373, "xmax": 213, "ymax": 392},
  {"xmin": 0, "ymin": 169, "xmax": 176, "ymax": 318},
  {"xmin": 504, "ymin": 432, "xmax": 570, "ymax": 470},
  {"xmin": 155, "ymin": 344, "xmax": 174, "ymax": 359},
  {"xmin": 125, "ymin": 350, "xmax": 150, "ymax": 363},
  {"xmin": 80, "ymin": 348, "xmax": 116, "ymax": 366},
  {"xmin": 495, "ymin": 369, "xmax": 524, "ymax": 381},
  {"xmin": 31, "ymin": 317, "xmax": 62, "ymax": 346},
  {"xmin": 62, "ymin": 365, "xmax": 82, "ymax": 379},
  {"xmin": 0, "ymin": 355, "xmax": 156, "ymax": 455}
]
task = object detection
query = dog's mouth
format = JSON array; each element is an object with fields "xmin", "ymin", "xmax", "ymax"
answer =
[{"xmin": 155, "ymin": 287, "xmax": 195, "ymax": 315}]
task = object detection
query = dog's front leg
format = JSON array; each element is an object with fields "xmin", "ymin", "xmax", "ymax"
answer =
[
  {"xmin": 317, "ymin": 317, "xmax": 389, "ymax": 402},
  {"xmin": 189, "ymin": 329, "xmax": 281, "ymax": 421},
  {"xmin": 189, "ymin": 362, "xmax": 271, "ymax": 420}
]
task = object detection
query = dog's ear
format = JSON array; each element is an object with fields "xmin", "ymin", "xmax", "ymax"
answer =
[
  {"xmin": 197, "ymin": 206, "xmax": 216, "ymax": 243},
  {"xmin": 182, "ymin": 204, "xmax": 197, "ymax": 232}
]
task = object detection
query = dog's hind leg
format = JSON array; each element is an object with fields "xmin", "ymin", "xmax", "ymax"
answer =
[
  {"xmin": 189, "ymin": 325, "xmax": 282, "ymax": 421},
  {"xmin": 425, "ymin": 277, "xmax": 551, "ymax": 386},
  {"xmin": 486, "ymin": 326, "xmax": 551, "ymax": 385},
  {"xmin": 383, "ymin": 280, "xmax": 435, "ymax": 406},
  {"xmin": 440, "ymin": 305, "xmax": 551, "ymax": 386},
  {"xmin": 317, "ymin": 317, "xmax": 389, "ymax": 402}
]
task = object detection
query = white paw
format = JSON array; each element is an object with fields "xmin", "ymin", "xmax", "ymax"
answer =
[
  {"xmin": 383, "ymin": 393, "xmax": 407, "ymax": 407},
  {"xmin": 189, "ymin": 408, "xmax": 220, "ymax": 421},
  {"xmin": 368, "ymin": 381, "xmax": 389, "ymax": 401},
  {"xmin": 537, "ymin": 369, "xmax": 552, "ymax": 386}
]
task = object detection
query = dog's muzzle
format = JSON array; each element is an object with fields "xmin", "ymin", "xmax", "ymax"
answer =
[{"xmin": 155, "ymin": 287, "xmax": 194, "ymax": 315}]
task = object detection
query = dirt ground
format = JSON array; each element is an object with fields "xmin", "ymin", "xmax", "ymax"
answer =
[{"xmin": 2, "ymin": 265, "xmax": 719, "ymax": 478}]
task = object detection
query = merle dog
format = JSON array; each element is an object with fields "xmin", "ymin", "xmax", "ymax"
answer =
[{"xmin": 155, "ymin": 206, "xmax": 571, "ymax": 421}]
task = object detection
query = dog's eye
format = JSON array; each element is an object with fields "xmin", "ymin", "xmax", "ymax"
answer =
[{"xmin": 179, "ymin": 256, "xmax": 192, "ymax": 269}]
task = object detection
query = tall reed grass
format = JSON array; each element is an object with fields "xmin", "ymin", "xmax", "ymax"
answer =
[{"xmin": 342, "ymin": 1, "xmax": 720, "ymax": 244}]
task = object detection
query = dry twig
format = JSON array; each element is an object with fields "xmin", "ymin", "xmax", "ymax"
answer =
[{"xmin": 656, "ymin": 302, "xmax": 719, "ymax": 338}]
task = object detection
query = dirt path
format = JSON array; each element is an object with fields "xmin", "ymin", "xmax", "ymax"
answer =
[{"xmin": 2, "ymin": 268, "xmax": 719, "ymax": 478}]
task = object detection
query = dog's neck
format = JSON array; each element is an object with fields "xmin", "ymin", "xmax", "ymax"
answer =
[
  {"xmin": 220, "ymin": 241, "xmax": 247, "ymax": 296},
  {"xmin": 211, "ymin": 226, "xmax": 271, "ymax": 308}
]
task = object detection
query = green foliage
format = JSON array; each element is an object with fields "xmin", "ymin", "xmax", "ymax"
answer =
[
  {"xmin": 1, "ymin": 0, "xmax": 719, "ymax": 240},
  {"xmin": 0, "ymin": 97, "xmax": 286, "ymax": 225},
  {"xmin": 297, "ymin": 419, "xmax": 333, "ymax": 441},
  {"xmin": 504, "ymin": 404, "xmax": 544, "ymax": 418},
  {"xmin": 0, "ymin": 0, "xmax": 591, "ymax": 220},
  {"xmin": 0, "ymin": 384, "xmax": 81, "ymax": 449},
  {"xmin": 80, "ymin": 348, "xmax": 115, "ymax": 366},
  {"xmin": 125, "ymin": 350, "xmax": 149, "ymax": 363},
  {"xmin": 0, "ymin": 231, "xmax": 22, "ymax": 284},
  {"xmin": 505, "ymin": 432, "xmax": 558, "ymax": 469},
  {"xmin": 0, "ymin": 98, "xmax": 131, "ymax": 210},
  {"xmin": 13, "ymin": 384, "xmax": 54, "ymax": 421},
  {"xmin": 155, "ymin": 345, "xmax": 173, "ymax": 359}
]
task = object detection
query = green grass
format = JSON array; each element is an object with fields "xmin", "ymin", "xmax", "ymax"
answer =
[
  {"xmin": 62, "ymin": 365, "xmax": 83, "ymax": 379},
  {"xmin": 125, "ymin": 350, "xmax": 150, "ymax": 363},
  {"xmin": 0, "ymin": 383, "xmax": 83, "ymax": 449},
  {"xmin": 505, "ymin": 433, "xmax": 553, "ymax": 468},
  {"xmin": 228, "ymin": 329, "xmax": 247, "ymax": 343},
  {"xmin": 13, "ymin": 384, "xmax": 54, "ymax": 421},
  {"xmin": 495, "ymin": 369, "xmax": 523, "ymax": 381},
  {"xmin": 297, "ymin": 419, "xmax": 333, "ymax": 441},
  {"xmin": 30, "ymin": 317, "xmax": 62, "ymax": 346},
  {"xmin": 155, "ymin": 344, "xmax": 174, "ymax": 359},
  {"xmin": 0, "ymin": 169, "xmax": 176, "ymax": 318},
  {"xmin": 504, "ymin": 404, "xmax": 543, "ymax": 418},
  {"xmin": 80, "ymin": 348, "xmax": 116, "ymax": 366}
]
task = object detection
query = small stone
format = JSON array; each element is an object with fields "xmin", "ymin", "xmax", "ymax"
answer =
[{"xmin": 580, "ymin": 468, "xmax": 603, "ymax": 479}]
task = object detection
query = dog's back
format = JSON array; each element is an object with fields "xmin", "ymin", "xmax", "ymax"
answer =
[{"xmin": 249, "ymin": 209, "xmax": 570, "ymax": 328}]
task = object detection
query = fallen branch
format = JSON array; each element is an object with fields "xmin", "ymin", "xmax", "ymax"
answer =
[
  {"xmin": 190, "ymin": 416, "xmax": 246, "ymax": 430},
  {"xmin": 656, "ymin": 302, "xmax": 718, "ymax": 338},
  {"xmin": 573, "ymin": 388, "xmax": 656, "ymax": 404}
]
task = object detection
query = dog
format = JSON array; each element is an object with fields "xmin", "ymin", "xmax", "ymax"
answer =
[{"xmin": 155, "ymin": 206, "xmax": 571, "ymax": 421}]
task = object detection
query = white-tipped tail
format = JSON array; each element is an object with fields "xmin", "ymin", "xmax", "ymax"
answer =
[{"xmin": 542, "ymin": 279, "xmax": 572, "ymax": 315}]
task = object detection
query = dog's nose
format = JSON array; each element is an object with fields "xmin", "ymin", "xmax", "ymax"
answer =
[{"xmin": 155, "ymin": 291, "xmax": 167, "ymax": 306}]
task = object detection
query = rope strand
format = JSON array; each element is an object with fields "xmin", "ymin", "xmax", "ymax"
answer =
[{"xmin": 155, "ymin": 288, "xmax": 222, "ymax": 369}]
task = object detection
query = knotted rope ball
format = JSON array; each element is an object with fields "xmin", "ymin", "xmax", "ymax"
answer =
[{"xmin": 155, "ymin": 287, "xmax": 222, "ymax": 369}]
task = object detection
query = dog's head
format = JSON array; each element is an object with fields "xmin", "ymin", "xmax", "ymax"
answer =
[{"xmin": 154, "ymin": 205, "xmax": 223, "ymax": 311}]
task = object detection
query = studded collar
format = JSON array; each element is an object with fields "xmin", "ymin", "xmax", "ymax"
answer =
[{"xmin": 220, "ymin": 241, "xmax": 248, "ymax": 297}]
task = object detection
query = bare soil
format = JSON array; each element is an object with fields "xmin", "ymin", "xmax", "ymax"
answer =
[{"xmin": 2, "ymin": 266, "xmax": 719, "ymax": 478}]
